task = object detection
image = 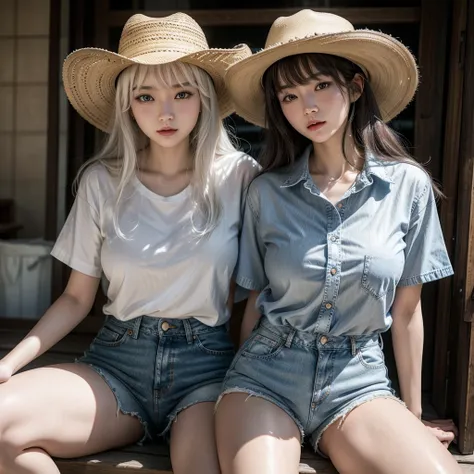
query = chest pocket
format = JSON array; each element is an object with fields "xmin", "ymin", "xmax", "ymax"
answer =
[{"xmin": 361, "ymin": 254, "xmax": 404, "ymax": 299}]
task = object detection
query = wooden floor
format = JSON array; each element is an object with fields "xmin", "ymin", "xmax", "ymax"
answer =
[{"xmin": 1, "ymin": 321, "xmax": 474, "ymax": 473}]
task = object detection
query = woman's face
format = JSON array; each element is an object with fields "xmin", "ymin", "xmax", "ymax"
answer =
[
  {"xmin": 130, "ymin": 72, "xmax": 201, "ymax": 149},
  {"xmin": 276, "ymin": 70, "xmax": 362, "ymax": 145}
]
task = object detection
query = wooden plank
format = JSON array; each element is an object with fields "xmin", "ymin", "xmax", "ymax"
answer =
[
  {"xmin": 53, "ymin": 444, "xmax": 472, "ymax": 473},
  {"xmin": 0, "ymin": 328, "xmax": 92, "ymax": 355},
  {"xmin": 0, "ymin": 315, "xmax": 103, "ymax": 335},
  {"xmin": 95, "ymin": 0, "xmax": 109, "ymax": 49},
  {"xmin": 45, "ymin": 0, "xmax": 61, "ymax": 242},
  {"xmin": 54, "ymin": 448, "xmax": 337, "ymax": 473},
  {"xmin": 452, "ymin": 0, "xmax": 474, "ymax": 455},
  {"xmin": 413, "ymin": 0, "xmax": 451, "ymax": 395},
  {"xmin": 432, "ymin": 0, "xmax": 467, "ymax": 415},
  {"xmin": 45, "ymin": 0, "xmax": 62, "ymax": 305},
  {"xmin": 107, "ymin": 8, "xmax": 420, "ymax": 27}
]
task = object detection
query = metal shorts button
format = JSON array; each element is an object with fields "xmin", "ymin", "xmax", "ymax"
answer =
[
  {"xmin": 320, "ymin": 336, "xmax": 328, "ymax": 345},
  {"xmin": 161, "ymin": 321, "xmax": 170, "ymax": 331},
  {"xmin": 325, "ymin": 302, "xmax": 333, "ymax": 310}
]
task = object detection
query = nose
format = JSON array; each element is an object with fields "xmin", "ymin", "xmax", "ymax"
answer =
[
  {"xmin": 303, "ymin": 92, "xmax": 319, "ymax": 115},
  {"xmin": 158, "ymin": 102, "xmax": 174, "ymax": 122},
  {"xmin": 304, "ymin": 103, "xmax": 319, "ymax": 115}
]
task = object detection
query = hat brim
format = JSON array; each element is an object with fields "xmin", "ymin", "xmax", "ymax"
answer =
[
  {"xmin": 63, "ymin": 45, "xmax": 250, "ymax": 132},
  {"xmin": 225, "ymin": 30, "xmax": 418, "ymax": 128}
]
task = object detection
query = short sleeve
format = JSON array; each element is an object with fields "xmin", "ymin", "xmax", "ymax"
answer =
[
  {"xmin": 235, "ymin": 184, "xmax": 268, "ymax": 291},
  {"xmin": 51, "ymin": 167, "xmax": 104, "ymax": 278},
  {"xmin": 398, "ymin": 180, "xmax": 453, "ymax": 287}
]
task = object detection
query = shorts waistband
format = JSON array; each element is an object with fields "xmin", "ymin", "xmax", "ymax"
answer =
[
  {"xmin": 104, "ymin": 315, "xmax": 225, "ymax": 345},
  {"xmin": 258, "ymin": 317, "xmax": 382, "ymax": 356}
]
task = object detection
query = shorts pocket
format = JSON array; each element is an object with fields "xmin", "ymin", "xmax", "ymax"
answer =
[
  {"xmin": 241, "ymin": 328, "xmax": 284, "ymax": 360},
  {"xmin": 357, "ymin": 343, "xmax": 385, "ymax": 370},
  {"xmin": 93, "ymin": 320, "xmax": 129, "ymax": 347},
  {"xmin": 195, "ymin": 328, "xmax": 235, "ymax": 357}
]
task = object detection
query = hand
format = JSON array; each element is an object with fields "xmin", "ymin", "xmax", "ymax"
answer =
[
  {"xmin": 423, "ymin": 419, "xmax": 458, "ymax": 448},
  {"xmin": 0, "ymin": 361, "xmax": 13, "ymax": 384}
]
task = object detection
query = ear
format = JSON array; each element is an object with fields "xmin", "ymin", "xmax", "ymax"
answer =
[{"xmin": 350, "ymin": 73, "xmax": 365, "ymax": 103}]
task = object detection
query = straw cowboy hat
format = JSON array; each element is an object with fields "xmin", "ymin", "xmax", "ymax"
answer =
[
  {"xmin": 63, "ymin": 12, "xmax": 251, "ymax": 132},
  {"xmin": 225, "ymin": 9, "xmax": 418, "ymax": 128}
]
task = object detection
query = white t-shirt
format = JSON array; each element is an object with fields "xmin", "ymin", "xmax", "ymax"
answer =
[{"xmin": 51, "ymin": 152, "xmax": 259, "ymax": 326}]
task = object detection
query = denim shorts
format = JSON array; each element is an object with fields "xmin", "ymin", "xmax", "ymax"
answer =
[
  {"xmin": 79, "ymin": 315, "xmax": 235, "ymax": 442},
  {"xmin": 220, "ymin": 317, "xmax": 401, "ymax": 453}
]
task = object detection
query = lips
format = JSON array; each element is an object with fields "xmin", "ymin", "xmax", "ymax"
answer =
[
  {"xmin": 307, "ymin": 121, "xmax": 326, "ymax": 131},
  {"xmin": 157, "ymin": 127, "xmax": 177, "ymax": 136}
]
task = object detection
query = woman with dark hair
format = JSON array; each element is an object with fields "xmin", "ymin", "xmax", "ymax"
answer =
[{"xmin": 216, "ymin": 10, "xmax": 461, "ymax": 474}]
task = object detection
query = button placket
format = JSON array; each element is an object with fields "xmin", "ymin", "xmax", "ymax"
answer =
[
  {"xmin": 317, "ymin": 204, "xmax": 344, "ymax": 333},
  {"xmin": 314, "ymin": 205, "xmax": 341, "ymax": 333}
]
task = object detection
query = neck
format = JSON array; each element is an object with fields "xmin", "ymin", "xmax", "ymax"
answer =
[
  {"xmin": 309, "ymin": 126, "xmax": 361, "ymax": 178},
  {"xmin": 141, "ymin": 139, "xmax": 193, "ymax": 176}
]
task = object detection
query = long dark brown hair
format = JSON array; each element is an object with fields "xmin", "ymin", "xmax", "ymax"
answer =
[{"xmin": 260, "ymin": 53, "xmax": 441, "ymax": 196}]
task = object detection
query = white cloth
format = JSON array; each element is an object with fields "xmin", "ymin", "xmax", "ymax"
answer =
[{"xmin": 51, "ymin": 152, "xmax": 259, "ymax": 325}]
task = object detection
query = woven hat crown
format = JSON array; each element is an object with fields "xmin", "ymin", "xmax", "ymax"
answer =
[
  {"xmin": 117, "ymin": 13, "xmax": 210, "ymax": 60},
  {"xmin": 265, "ymin": 10, "xmax": 354, "ymax": 48}
]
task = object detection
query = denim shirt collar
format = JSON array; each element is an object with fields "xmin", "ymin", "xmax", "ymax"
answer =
[
  {"xmin": 280, "ymin": 146, "xmax": 394, "ymax": 190},
  {"xmin": 280, "ymin": 146, "xmax": 312, "ymax": 188}
]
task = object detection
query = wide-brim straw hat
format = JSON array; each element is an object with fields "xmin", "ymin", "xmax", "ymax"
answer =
[
  {"xmin": 225, "ymin": 9, "xmax": 418, "ymax": 128},
  {"xmin": 63, "ymin": 13, "xmax": 251, "ymax": 132}
]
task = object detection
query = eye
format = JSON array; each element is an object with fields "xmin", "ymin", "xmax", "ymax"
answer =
[
  {"xmin": 136, "ymin": 94, "xmax": 154, "ymax": 102},
  {"xmin": 315, "ymin": 82, "xmax": 331, "ymax": 91},
  {"xmin": 282, "ymin": 93, "xmax": 297, "ymax": 103},
  {"xmin": 175, "ymin": 91, "xmax": 193, "ymax": 99}
]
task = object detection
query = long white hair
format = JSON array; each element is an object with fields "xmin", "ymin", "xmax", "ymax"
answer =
[{"xmin": 75, "ymin": 61, "xmax": 237, "ymax": 237}]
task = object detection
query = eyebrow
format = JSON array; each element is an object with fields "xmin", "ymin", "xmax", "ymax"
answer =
[
  {"xmin": 277, "ymin": 73, "xmax": 323, "ymax": 92},
  {"xmin": 134, "ymin": 82, "xmax": 192, "ymax": 91}
]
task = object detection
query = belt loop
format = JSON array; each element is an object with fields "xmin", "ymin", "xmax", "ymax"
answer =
[
  {"xmin": 350, "ymin": 336, "xmax": 357, "ymax": 357},
  {"xmin": 285, "ymin": 329, "xmax": 296, "ymax": 348},
  {"xmin": 183, "ymin": 319, "xmax": 194, "ymax": 345},
  {"xmin": 129, "ymin": 316, "xmax": 142, "ymax": 340}
]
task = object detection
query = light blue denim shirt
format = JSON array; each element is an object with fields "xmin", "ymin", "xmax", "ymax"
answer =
[{"xmin": 236, "ymin": 146, "xmax": 454, "ymax": 336}]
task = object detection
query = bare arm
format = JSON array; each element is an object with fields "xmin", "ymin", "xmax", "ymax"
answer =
[
  {"xmin": 391, "ymin": 284, "xmax": 423, "ymax": 418},
  {"xmin": 391, "ymin": 283, "xmax": 458, "ymax": 447},
  {"xmin": 0, "ymin": 270, "xmax": 100, "ymax": 379},
  {"xmin": 239, "ymin": 290, "xmax": 261, "ymax": 346}
]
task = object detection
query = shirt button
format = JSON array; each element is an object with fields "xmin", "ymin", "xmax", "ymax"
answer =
[
  {"xmin": 330, "ymin": 268, "xmax": 337, "ymax": 275},
  {"xmin": 320, "ymin": 336, "xmax": 328, "ymax": 345},
  {"xmin": 161, "ymin": 321, "xmax": 170, "ymax": 331},
  {"xmin": 127, "ymin": 329, "xmax": 133, "ymax": 336},
  {"xmin": 325, "ymin": 303, "xmax": 332, "ymax": 310},
  {"xmin": 337, "ymin": 203, "xmax": 343, "ymax": 209},
  {"xmin": 311, "ymin": 402, "xmax": 317, "ymax": 409},
  {"xmin": 330, "ymin": 235, "xmax": 337, "ymax": 242}
]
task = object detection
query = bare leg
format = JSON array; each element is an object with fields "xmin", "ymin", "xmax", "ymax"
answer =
[
  {"xmin": 170, "ymin": 402, "xmax": 220, "ymax": 474},
  {"xmin": 216, "ymin": 393, "xmax": 301, "ymax": 474},
  {"xmin": 0, "ymin": 363, "xmax": 143, "ymax": 474},
  {"xmin": 319, "ymin": 398, "xmax": 462, "ymax": 474}
]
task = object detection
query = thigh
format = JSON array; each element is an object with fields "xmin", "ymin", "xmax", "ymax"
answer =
[
  {"xmin": 0, "ymin": 363, "xmax": 143, "ymax": 458},
  {"xmin": 170, "ymin": 402, "xmax": 219, "ymax": 474},
  {"xmin": 216, "ymin": 393, "xmax": 301, "ymax": 474},
  {"xmin": 319, "ymin": 398, "xmax": 462, "ymax": 474}
]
